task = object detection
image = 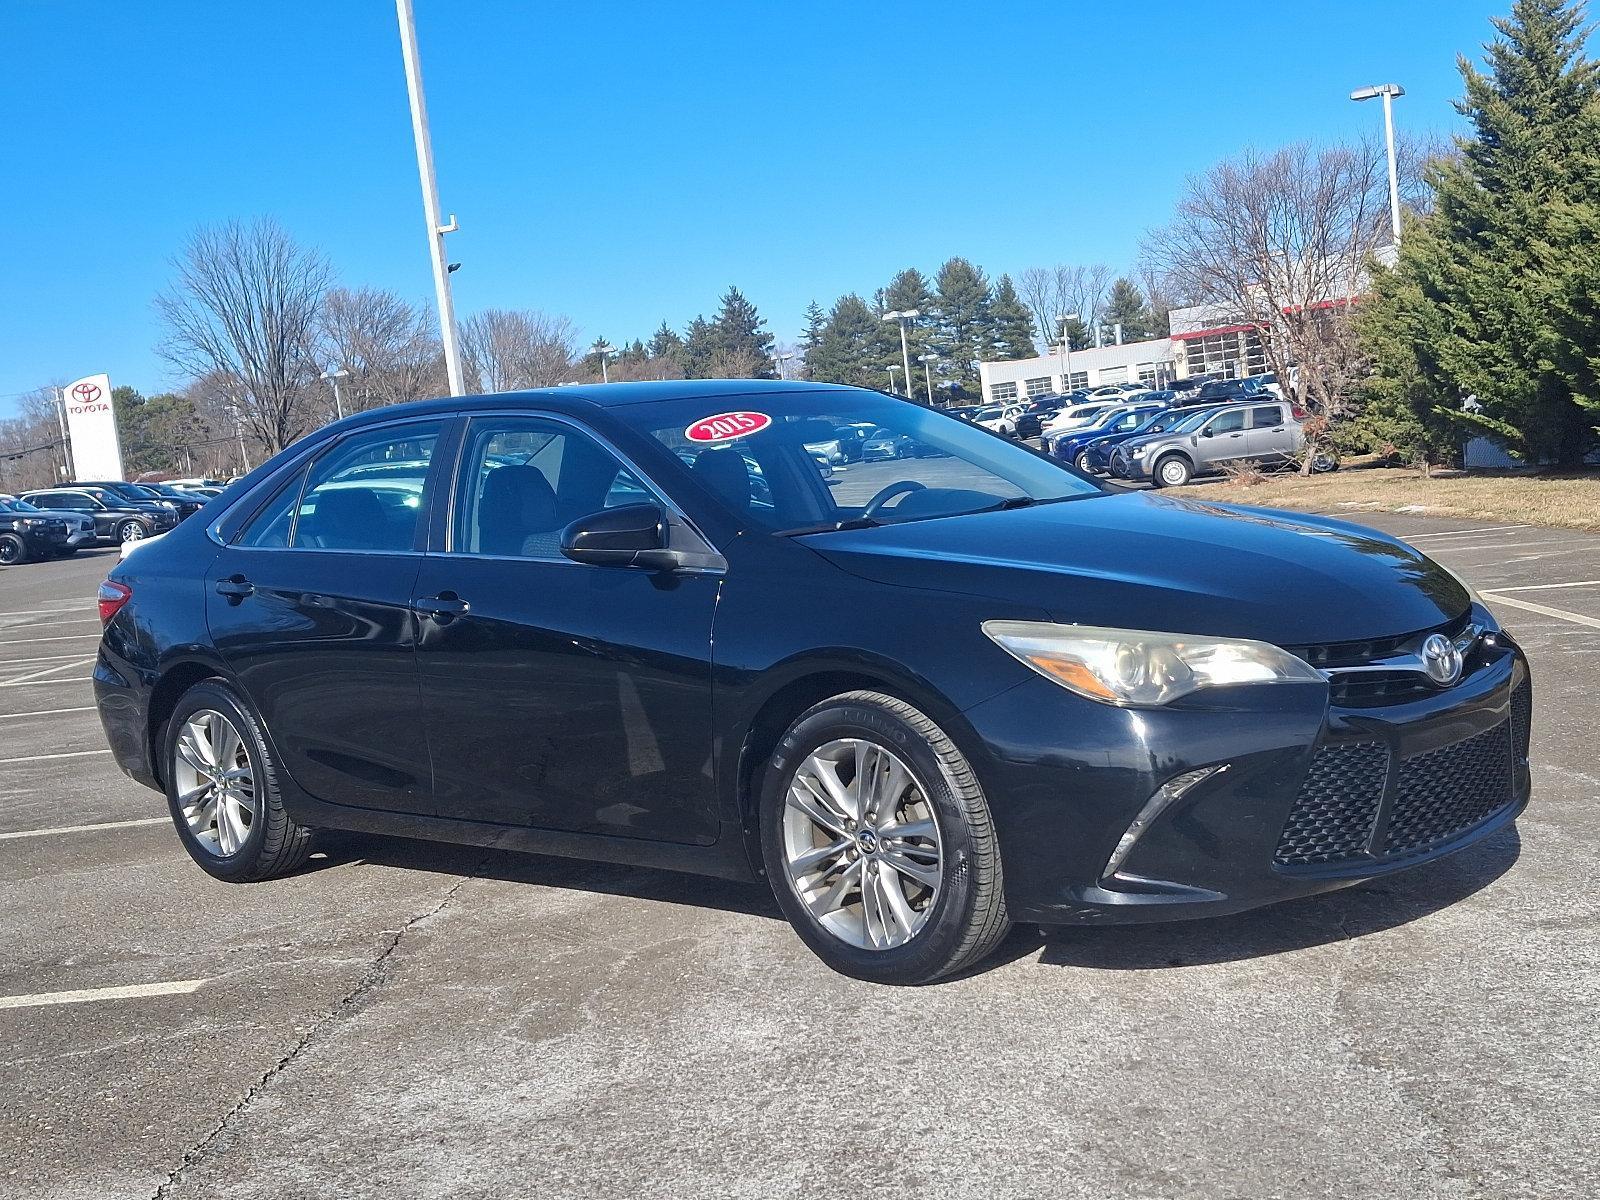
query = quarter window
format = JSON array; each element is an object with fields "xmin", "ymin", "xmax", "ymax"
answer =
[{"xmin": 452, "ymin": 417, "xmax": 649, "ymax": 559}]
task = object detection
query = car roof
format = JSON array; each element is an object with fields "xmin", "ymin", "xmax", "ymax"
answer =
[{"xmin": 330, "ymin": 379, "xmax": 862, "ymax": 433}]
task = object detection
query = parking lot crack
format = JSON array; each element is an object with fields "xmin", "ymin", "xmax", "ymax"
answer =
[{"xmin": 149, "ymin": 852, "xmax": 494, "ymax": 1199}]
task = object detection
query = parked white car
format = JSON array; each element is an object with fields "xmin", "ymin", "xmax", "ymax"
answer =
[
  {"xmin": 1041, "ymin": 400, "xmax": 1121, "ymax": 436},
  {"xmin": 974, "ymin": 403, "xmax": 1026, "ymax": 437}
]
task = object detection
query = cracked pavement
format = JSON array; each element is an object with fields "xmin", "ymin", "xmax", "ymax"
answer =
[{"xmin": 2, "ymin": 515, "xmax": 1597, "ymax": 1200}]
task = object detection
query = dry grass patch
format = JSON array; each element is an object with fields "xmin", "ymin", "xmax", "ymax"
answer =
[{"xmin": 1171, "ymin": 465, "xmax": 1600, "ymax": 532}]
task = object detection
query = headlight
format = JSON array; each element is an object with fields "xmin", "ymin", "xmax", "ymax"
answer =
[
  {"xmin": 1131, "ymin": 446, "xmax": 1147, "ymax": 458},
  {"xmin": 982, "ymin": 620, "xmax": 1324, "ymax": 707}
]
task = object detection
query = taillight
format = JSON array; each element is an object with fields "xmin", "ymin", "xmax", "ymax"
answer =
[
  {"xmin": 98, "ymin": 580, "xmax": 132, "ymax": 626},
  {"xmin": 1290, "ymin": 406, "xmax": 1308, "ymax": 420}
]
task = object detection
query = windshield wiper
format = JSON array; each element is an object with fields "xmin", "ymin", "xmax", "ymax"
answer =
[{"xmin": 778, "ymin": 516, "xmax": 880, "ymax": 536}]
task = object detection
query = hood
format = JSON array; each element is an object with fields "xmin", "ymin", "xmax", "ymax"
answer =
[{"xmin": 800, "ymin": 492, "xmax": 1468, "ymax": 646}]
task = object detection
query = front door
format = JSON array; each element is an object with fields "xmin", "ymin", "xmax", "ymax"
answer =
[
  {"xmin": 412, "ymin": 414, "xmax": 721, "ymax": 844},
  {"xmin": 205, "ymin": 419, "xmax": 445, "ymax": 811}
]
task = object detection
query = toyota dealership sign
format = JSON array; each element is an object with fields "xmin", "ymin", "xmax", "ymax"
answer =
[{"xmin": 62, "ymin": 372, "xmax": 125, "ymax": 480}]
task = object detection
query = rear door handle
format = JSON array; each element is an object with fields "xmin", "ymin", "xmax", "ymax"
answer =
[
  {"xmin": 215, "ymin": 576, "xmax": 254, "ymax": 599},
  {"xmin": 414, "ymin": 593, "xmax": 470, "ymax": 621}
]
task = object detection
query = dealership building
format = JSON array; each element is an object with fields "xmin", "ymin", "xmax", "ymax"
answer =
[{"xmin": 976, "ymin": 303, "xmax": 1273, "ymax": 405}]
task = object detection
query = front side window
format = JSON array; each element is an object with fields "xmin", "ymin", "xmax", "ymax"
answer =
[
  {"xmin": 452, "ymin": 417, "xmax": 649, "ymax": 559},
  {"xmin": 1207, "ymin": 410, "xmax": 1247, "ymax": 436},
  {"xmin": 235, "ymin": 421, "xmax": 441, "ymax": 551},
  {"xmin": 621, "ymin": 392, "xmax": 1102, "ymax": 534}
]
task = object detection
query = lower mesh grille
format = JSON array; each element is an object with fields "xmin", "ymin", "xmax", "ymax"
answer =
[
  {"xmin": 1275, "ymin": 719, "xmax": 1517, "ymax": 869},
  {"xmin": 1274, "ymin": 743, "xmax": 1389, "ymax": 865},
  {"xmin": 1385, "ymin": 722, "xmax": 1515, "ymax": 857},
  {"xmin": 1511, "ymin": 680, "xmax": 1533, "ymax": 760}
]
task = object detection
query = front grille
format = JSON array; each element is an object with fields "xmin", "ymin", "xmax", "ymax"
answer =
[
  {"xmin": 1274, "ymin": 720, "xmax": 1517, "ymax": 870},
  {"xmin": 1385, "ymin": 722, "xmax": 1515, "ymax": 857},
  {"xmin": 1327, "ymin": 671, "xmax": 1435, "ymax": 707},
  {"xmin": 1274, "ymin": 742, "xmax": 1389, "ymax": 864},
  {"xmin": 1287, "ymin": 612, "xmax": 1472, "ymax": 671}
]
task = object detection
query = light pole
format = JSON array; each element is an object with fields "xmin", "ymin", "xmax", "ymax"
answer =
[
  {"xmin": 1056, "ymin": 312, "xmax": 1081, "ymax": 393},
  {"xmin": 1351, "ymin": 83, "xmax": 1405, "ymax": 247},
  {"xmin": 886, "ymin": 364, "xmax": 903, "ymax": 394},
  {"xmin": 775, "ymin": 352, "xmax": 795, "ymax": 379},
  {"xmin": 396, "ymin": 0, "xmax": 466, "ymax": 395},
  {"xmin": 592, "ymin": 341, "xmax": 617, "ymax": 384},
  {"xmin": 320, "ymin": 368, "xmax": 350, "ymax": 420},
  {"xmin": 882, "ymin": 309, "xmax": 920, "ymax": 402},
  {"xmin": 917, "ymin": 353, "xmax": 938, "ymax": 405}
]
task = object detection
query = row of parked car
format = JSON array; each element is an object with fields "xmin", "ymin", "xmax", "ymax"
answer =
[
  {"xmin": 947, "ymin": 375, "xmax": 1330, "ymax": 488},
  {"xmin": 0, "ymin": 477, "xmax": 226, "ymax": 565}
]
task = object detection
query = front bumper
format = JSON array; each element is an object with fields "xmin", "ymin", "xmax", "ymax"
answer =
[{"xmin": 961, "ymin": 630, "xmax": 1531, "ymax": 925}]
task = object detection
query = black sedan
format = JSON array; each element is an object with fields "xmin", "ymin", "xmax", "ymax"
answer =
[
  {"xmin": 21, "ymin": 487, "xmax": 176, "ymax": 544},
  {"xmin": 93, "ymin": 381, "xmax": 1532, "ymax": 984}
]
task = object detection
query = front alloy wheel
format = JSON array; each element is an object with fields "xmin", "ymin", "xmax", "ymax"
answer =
[
  {"xmin": 760, "ymin": 690, "xmax": 1011, "ymax": 984},
  {"xmin": 781, "ymin": 738, "xmax": 943, "ymax": 950},
  {"xmin": 118, "ymin": 519, "xmax": 147, "ymax": 543}
]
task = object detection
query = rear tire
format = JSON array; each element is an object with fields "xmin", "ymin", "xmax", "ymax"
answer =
[
  {"xmin": 163, "ymin": 679, "xmax": 313, "ymax": 883},
  {"xmin": 1153, "ymin": 454, "xmax": 1192, "ymax": 488},
  {"xmin": 759, "ymin": 690, "xmax": 1011, "ymax": 985},
  {"xmin": 0, "ymin": 533, "xmax": 27, "ymax": 565}
]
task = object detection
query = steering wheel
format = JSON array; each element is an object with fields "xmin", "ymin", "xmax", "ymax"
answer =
[{"xmin": 863, "ymin": 480, "xmax": 927, "ymax": 518}]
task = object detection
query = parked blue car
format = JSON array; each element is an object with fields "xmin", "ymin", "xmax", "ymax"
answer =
[
  {"xmin": 1074, "ymin": 402, "xmax": 1239, "ymax": 474},
  {"xmin": 1046, "ymin": 402, "xmax": 1169, "ymax": 469}
]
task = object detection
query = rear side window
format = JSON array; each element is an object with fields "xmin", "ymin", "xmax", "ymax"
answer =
[
  {"xmin": 235, "ymin": 422, "xmax": 441, "ymax": 551},
  {"xmin": 1250, "ymin": 406, "xmax": 1284, "ymax": 427}
]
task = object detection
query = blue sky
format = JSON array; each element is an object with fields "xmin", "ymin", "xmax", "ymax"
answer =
[{"xmin": 0, "ymin": 0, "xmax": 1512, "ymax": 416}]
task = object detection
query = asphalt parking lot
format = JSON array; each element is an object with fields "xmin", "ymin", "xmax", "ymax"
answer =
[{"xmin": 2, "ymin": 514, "xmax": 1596, "ymax": 1200}]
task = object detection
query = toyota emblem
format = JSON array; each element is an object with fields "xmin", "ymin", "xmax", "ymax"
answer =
[{"xmin": 1421, "ymin": 633, "xmax": 1463, "ymax": 686}]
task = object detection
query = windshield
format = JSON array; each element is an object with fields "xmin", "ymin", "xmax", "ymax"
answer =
[
  {"xmin": 619, "ymin": 391, "xmax": 1102, "ymax": 533},
  {"xmin": 3, "ymin": 497, "xmax": 43, "ymax": 512},
  {"xmin": 1160, "ymin": 408, "xmax": 1223, "ymax": 435}
]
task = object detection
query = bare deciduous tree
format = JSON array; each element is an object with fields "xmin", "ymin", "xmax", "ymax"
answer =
[
  {"xmin": 1016, "ymin": 264, "xmax": 1115, "ymax": 347},
  {"xmin": 319, "ymin": 286, "xmax": 445, "ymax": 412},
  {"xmin": 1141, "ymin": 140, "xmax": 1413, "ymax": 467},
  {"xmin": 155, "ymin": 218, "xmax": 330, "ymax": 454},
  {"xmin": 459, "ymin": 309, "xmax": 578, "ymax": 393}
]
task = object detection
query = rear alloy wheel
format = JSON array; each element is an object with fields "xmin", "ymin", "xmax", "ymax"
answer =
[
  {"xmin": 760, "ymin": 690, "xmax": 1010, "ymax": 984},
  {"xmin": 1154, "ymin": 454, "xmax": 1192, "ymax": 488},
  {"xmin": 117, "ymin": 519, "xmax": 147, "ymax": 543},
  {"xmin": 164, "ymin": 679, "xmax": 312, "ymax": 882},
  {"xmin": 0, "ymin": 533, "xmax": 26, "ymax": 565}
]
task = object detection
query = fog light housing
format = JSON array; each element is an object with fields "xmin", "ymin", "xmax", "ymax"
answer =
[{"xmin": 1103, "ymin": 765, "xmax": 1226, "ymax": 879}]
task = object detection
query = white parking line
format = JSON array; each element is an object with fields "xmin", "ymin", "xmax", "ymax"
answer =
[
  {"xmin": 2, "ymin": 677, "xmax": 92, "ymax": 689},
  {"xmin": 1404, "ymin": 524, "xmax": 1534, "ymax": 539},
  {"xmin": 0, "ymin": 817, "xmax": 166, "ymax": 841},
  {"xmin": 0, "ymin": 658, "xmax": 96, "ymax": 687},
  {"xmin": 1485, "ymin": 594, "xmax": 1600, "ymax": 630},
  {"xmin": 0, "ymin": 607, "xmax": 97, "ymax": 619},
  {"xmin": 0, "ymin": 633, "xmax": 101, "ymax": 646},
  {"xmin": 0, "ymin": 748, "xmax": 111, "ymax": 765},
  {"xmin": 0, "ymin": 651, "xmax": 100, "ymax": 667},
  {"xmin": 0, "ymin": 979, "xmax": 209, "ymax": 1011},
  {"xmin": 0, "ymin": 705, "xmax": 98, "ymax": 718},
  {"xmin": 1483, "ymin": 579, "xmax": 1600, "ymax": 594}
]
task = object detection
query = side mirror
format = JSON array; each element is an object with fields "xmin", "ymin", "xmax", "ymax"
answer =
[
  {"xmin": 560, "ymin": 503, "xmax": 681, "ymax": 570},
  {"xmin": 1201, "ymin": 427, "xmax": 1215, "ymax": 438}
]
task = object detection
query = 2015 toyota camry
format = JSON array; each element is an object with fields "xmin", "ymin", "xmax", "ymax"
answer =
[{"xmin": 93, "ymin": 381, "xmax": 1532, "ymax": 984}]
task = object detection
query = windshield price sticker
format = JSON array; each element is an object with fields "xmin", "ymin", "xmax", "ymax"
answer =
[{"xmin": 685, "ymin": 411, "xmax": 772, "ymax": 443}]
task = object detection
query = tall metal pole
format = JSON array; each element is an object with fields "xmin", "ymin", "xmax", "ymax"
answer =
[
  {"xmin": 896, "ymin": 319, "xmax": 913, "ymax": 401},
  {"xmin": 396, "ymin": 0, "xmax": 466, "ymax": 395},
  {"xmin": 922, "ymin": 359, "xmax": 934, "ymax": 402},
  {"xmin": 330, "ymin": 376, "xmax": 345, "ymax": 420},
  {"xmin": 53, "ymin": 386, "xmax": 73, "ymax": 479},
  {"xmin": 1382, "ymin": 90, "xmax": 1402, "ymax": 246}
]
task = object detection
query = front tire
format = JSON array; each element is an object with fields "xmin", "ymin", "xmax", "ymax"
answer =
[
  {"xmin": 1075, "ymin": 451, "xmax": 1093, "ymax": 473},
  {"xmin": 759, "ymin": 690, "xmax": 1011, "ymax": 985},
  {"xmin": 1153, "ymin": 454, "xmax": 1192, "ymax": 488},
  {"xmin": 0, "ymin": 533, "xmax": 27, "ymax": 565},
  {"xmin": 117, "ymin": 519, "xmax": 147, "ymax": 544},
  {"xmin": 163, "ymin": 679, "xmax": 313, "ymax": 882}
]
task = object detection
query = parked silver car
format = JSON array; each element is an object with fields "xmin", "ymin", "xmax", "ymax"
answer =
[{"xmin": 1117, "ymin": 401, "xmax": 1306, "ymax": 487}]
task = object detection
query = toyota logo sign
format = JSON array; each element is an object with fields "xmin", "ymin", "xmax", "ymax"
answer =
[{"xmin": 71, "ymin": 382, "xmax": 103, "ymax": 405}]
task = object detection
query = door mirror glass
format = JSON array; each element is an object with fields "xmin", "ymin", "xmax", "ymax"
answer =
[{"xmin": 561, "ymin": 503, "xmax": 677, "ymax": 569}]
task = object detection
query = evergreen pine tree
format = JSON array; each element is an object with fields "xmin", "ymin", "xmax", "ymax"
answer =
[
  {"xmin": 708, "ymin": 285, "xmax": 776, "ymax": 377},
  {"xmin": 989, "ymin": 275, "xmax": 1039, "ymax": 360},
  {"xmin": 1365, "ymin": 0, "xmax": 1600, "ymax": 464},
  {"xmin": 931, "ymin": 258, "xmax": 993, "ymax": 391},
  {"xmin": 1101, "ymin": 278, "xmax": 1156, "ymax": 343},
  {"xmin": 808, "ymin": 295, "xmax": 888, "ymax": 389}
]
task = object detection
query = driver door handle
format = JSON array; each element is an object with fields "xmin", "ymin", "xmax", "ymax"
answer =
[
  {"xmin": 415, "ymin": 593, "xmax": 470, "ymax": 621},
  {"xmin": 215, "ymin": 575, "xmax": 254, "ymax": 599}
]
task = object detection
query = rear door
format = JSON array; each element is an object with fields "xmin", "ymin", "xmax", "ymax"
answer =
[
  {"xmin": 1244, "ymin": 403, "xmax": 1295, "ymax": 462},
  {"xmin": 410, "ymin": 412, "xmax": 721, "ymax": 842},
  {"xmin": 205, "ymin": 418, "xmax": 448, "ymax": 811}
]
